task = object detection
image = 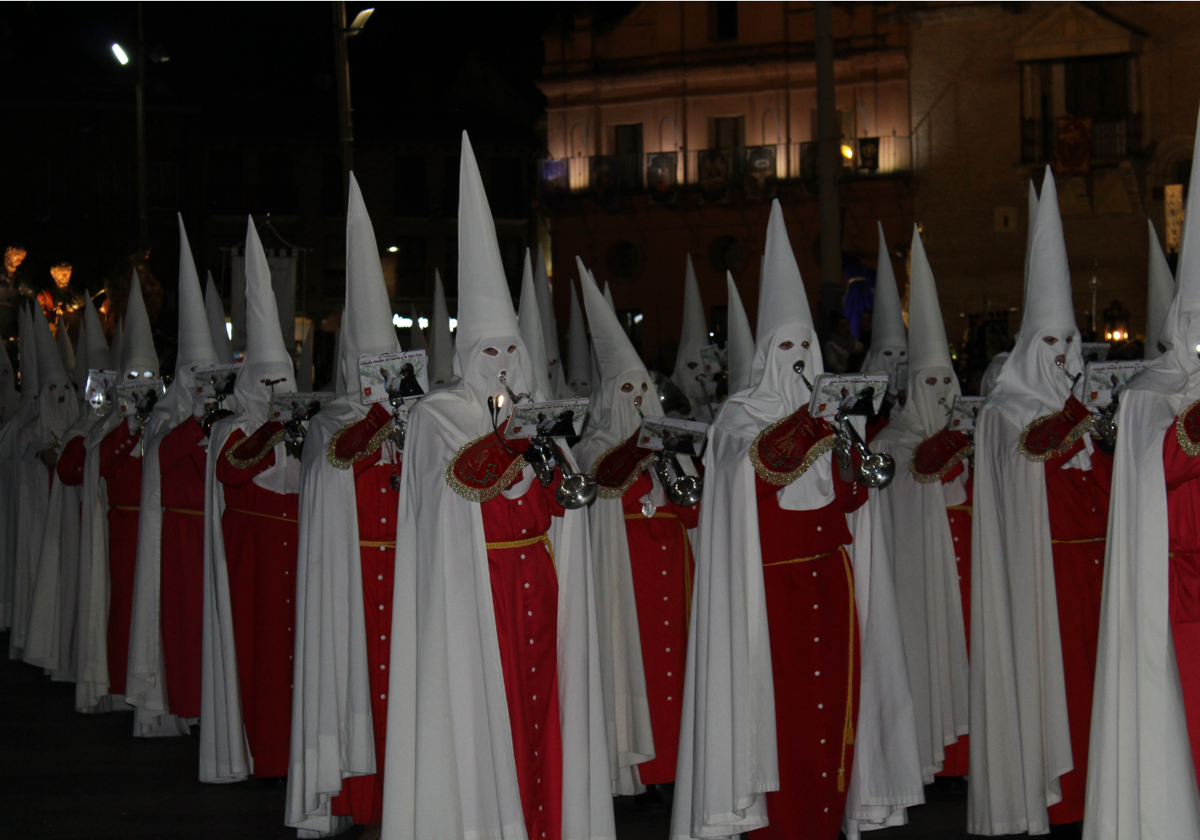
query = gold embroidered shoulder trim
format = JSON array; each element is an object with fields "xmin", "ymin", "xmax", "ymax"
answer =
[
  {"xmin": 592, "ymin": 445, "xmax": 656, "ymax": 500},
  {"xmin": 327, "ymin": 418, "xmax": 394, "ymax": 469},
  {"xmin": 1018, "ymin": 411, "xmax": 1093, "ymax": 462},
  {"xmin": 444, "ymin": 432, "xmax": 527, "ymax": 503},
  {"xmin": 750, "ymin": 416, "xmax": 836, "ymax": 487},
  {"xmin": 225, "ymin": 428, "xmax": 286, "ymax": 470},
  {"xmin": 911, "ymin": 444, "xmax": 974, "ymax": 484},
  {"xmin": 1176, "ymin": 397, "xmax": 1200, "ymax": 457}
]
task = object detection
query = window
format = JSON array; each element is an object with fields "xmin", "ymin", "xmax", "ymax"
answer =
[
  {"xmin": 712, "ymin": 116, "xmax": 744, "ymax": 151},
  {"xmin": 394, "ymin": 155, "xmax": 430, "ymax": 217},
  {"xmin": 1021, "ymin": 55, "xmax": 1140, "ymax": 163},
  {"xmin": 709, "ymin": 2, "xmax": 738, "ymax": 41}
]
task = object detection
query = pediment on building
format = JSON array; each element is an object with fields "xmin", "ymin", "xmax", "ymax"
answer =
[{"xmin": 1012, "ymin": 2, "xmax": 1144, "ymax": 61}]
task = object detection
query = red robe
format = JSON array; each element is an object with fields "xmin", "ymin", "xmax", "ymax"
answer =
[
  {"xmin": 1164, "ymin": 408, "xmax": 1200, "ymax": 779},
  {"xmin": 618, "ymin": 471, "xmax": 696, "ymax": 784},
  {"xmin": 751, "ymin": 407, "xmax": 866, "ymax": 840},
  {"xmin": 57, "ymin": 435, "xmax": 87, "ymax": 486},
  {"xmin": 157, "ymin": 418, "xmax": 208, "ymax": 719},
  {"xmin": 216, "ymin": 422, "xmax": 298, "ymax": 778},
  {"xmin": 1024, "ymin": 397, "xmax": 1112, "ymax": 824},
  {"xmin": 99, "ymin": 420, "xmax": 144, "ymax": 696},
  {"xmin": 327, "ymin": 404, "xmax": 401, "ymax": 826}
]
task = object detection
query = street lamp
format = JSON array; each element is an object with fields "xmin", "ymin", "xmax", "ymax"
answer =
[
  {"xmin": 334, "ymin": 4, "xmax": 374, "ymax": 205},
  {"xmin": 111, "ymin": 43, "xmax": 130, "ymax": 65}
]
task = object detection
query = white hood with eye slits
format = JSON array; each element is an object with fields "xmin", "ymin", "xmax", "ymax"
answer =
[{"xmin": 862, "ymin": 222, "xmax": 908, "ymax": 384}]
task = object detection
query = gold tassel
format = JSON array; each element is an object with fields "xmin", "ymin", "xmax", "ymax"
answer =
[
  {"xmin": 845, "ymin": 722, "xmax": 855, "ymax": 745},
  {"xmin": 837, "ymin": 768, "xmax": 845, "ymax": 792}
]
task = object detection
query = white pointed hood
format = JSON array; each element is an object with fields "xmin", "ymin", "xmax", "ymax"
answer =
[
  {"xmin": 518, "ymin": 249, "xmax": 553, "ymax": 400},
  {"xmin": 428, "ymin": 269, "xmax": 454, "ymax": 385},
  {"xmin": 718, "ymin": 199, "xmax": 821, "ymax": 438},
  {"xmin": 987, "ymin": 167, "xmax": 1082, "ymax": 428},
  {"xmin": 409, "ymin": 305, "xmax": 427, "ymax": 353},
  {"xmin": 566, "ymin": 278, "xmax": 591, "ymax": 395},
  {"xmin": 670, "ymin": 254, "xmax": 709, "ymax": 407},
  {"xmin": 158, "ymin": 215, "xmax": 220, "ymax": 427},
  {"xmin": 893, "ymin": 225, "xmax": 959, "ymax": 437},
  {"xmin": 122, "ymin": 269, "xmax": 160, "ymax": 380},
  {"xmin": 205, "ymin": 271, "xmax": 235, "ymax": 365},
  {"xmin": 863, "ymin": 222, "xmax": 908, "ymax": 376},
  {"xmin": 1145, "ymin": 219, "xmax": 1175, "ymax": 360},
  {"xmin": 56, "ymin": 316, "xmax": 75, "ymax": 374},
  {"xmin": 576, "ymin": 260, "xmax": 659, "ymax": 469},
  {"xmin": 726, "ymin": 271, "xmax": 755, "ymax": 395},
  {"xmin": 532, "ymin": 245, "xmax": 565, "ymax": 396},
  {"xmin": 602, "ymin": 281, "xmax": 616, "ymax": 314},
  {"xmin": 80, "ymin": 297, "xmax": 112, "ymax": 379},
  {"xmin": 296, "ymin": 325, "xmax": 314, "ymax": 392},
  {"xmin": 451, "ymin": 132, "xmax": 535, "ymax": 410},
  {"xmin": 19, "ymin": 305, "xmax": 38, "ymax": 405},
  {"xmin": 1130, "ymin": 108, "xmax": 1200, "ymax": 399},
  {"xmin": 34, "ymin": 305, "xmax": 78, "ymax": 444},
  {"xmin": 233, "ymin": 218, "xmax": 294, "ymax": 423}
]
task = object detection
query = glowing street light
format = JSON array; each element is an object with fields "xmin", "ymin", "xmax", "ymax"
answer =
[
  {"xmin": 387, "ymin": 245, "xmax": 398, "ymax": 253},
  {"xmin": 347, "ymin": 7, "xmax": 375, "ymax": 35},
  {"xmin": 841, "ymin": 143, "xmax": 855, "ymax": 161},
  {"xmin": 111, "ymin": 43, "xmax": 130, "ymax": 65}
]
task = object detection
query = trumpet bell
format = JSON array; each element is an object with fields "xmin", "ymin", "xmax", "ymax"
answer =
[
  {"xmin": 668, "ymin": 475, "xmax": 703, "ymax": 507},
  {"xmin": 856, "ymin": 453, "xmax": 896, "ymax": 488},
  {"xmin": 556, "ymin": 472, "xmax": 598, "ymax": 509}
]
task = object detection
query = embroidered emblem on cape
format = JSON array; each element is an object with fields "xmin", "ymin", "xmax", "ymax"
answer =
[
  {"xmin": 328, "ymin": 403, "xmax": 394, "ymax": 469},
  {"xmin": 225, "ymin": 421, "xmax": 286, "ymax": 470},
  {"xmin": 751, "ymin": 405, "xmax": 836, "ymax": 486},
  {"xmin": 911, "ymin": 428, "xmax": 973, "ymax": 484},
  {"xmin": 445, "ymin": 422, "xmax": 527, "ymax": 503},
  {"xmin": 592, "ymin": 430, "xmax": 655, "ymax": 499},
  {"xmin": 1176, "ymin": 398, "xmax": 1200, "ymax": 457},
  {"xmin": 1019, "ymin": 395, "xmax": 1093, "ymax": 462}
]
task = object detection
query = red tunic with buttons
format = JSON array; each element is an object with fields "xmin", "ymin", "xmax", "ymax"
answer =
[
  {"xmin": 1024, "ymin": 397, "xmax": 1112, "ymax": 824},
  {"xmin": 618, "ymin": 471, "xmax": 697, "ymax": 784},
  {"xmin": 216, "ymin": 423, "xmax": 299, "ymax": 778},
  {"xmin": 327, "ymin": 404, "xmax": 401, "ymax": 825},
  {"xmin": 56, "ymin": 434, "xmax": 87, "ymax": 486},
  {"xmin": 157, "ymin": 417, "xmax": 208, "ymax": 719},
  {"xmin": 1164, "ymin": 411, "xmax": 1200, "ymax": 779},
  {"xmin": 751, "ymin": 407, "xmax": 866, "ymax": 840},
  {"xmin": 99, "ymin": 420, "xmax": 143, "ymax": 696},
  {"xmin": 486, "ymin": 475, "xmax": 565, "ymax": 840}
]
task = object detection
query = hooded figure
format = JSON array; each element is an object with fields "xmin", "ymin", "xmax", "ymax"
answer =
[
  {"xmin": 1146, "ymin": 219, "xmax": 1176, "ymax": 360},
  {"xmin": 200, "ymin": 217, "xmax": 301, "ymax": 782},
  {"xmin": 381, "ymin": 133, "xmax": 613, "ymax": 840},
  {"xmin": 518, "ymin": 249, "xmax": 554, "ymax": 400},
  {"xmin": 0, "ymin": 305, "xmax": 38, "ymax": 631},
  {"xmin": 575, "ymin": 257, "xmax": 699, "ymax": 794},
  {"xmin": 566, "ymin": 279, "xmax": 592, "ymax": 396},
  {"xmin": 1084, "ymin": 107, "xmax": 1200, "ymax": 840},
  {"xmin": 205, "ymin": 272, "xmax": 235, "ymax": 366},
  {"xmin": 125, "ymin": 216, "xmax": 219, "ymax": 736},
  {"xmin": 726, "ymin": 272, "xmax": 755, "ymax": 396},
  {"xmin": 669, "ymin": 200, "xmax": 922, "ymax": 840},
  {"xmin": 670, "ymin": 255, "xmax": 712, "ymax": 421},
  {"xmin": 428, "ymin": 270, "xmax": 455, "ymax": 387},
  {"xmin": 869, "ymin": 227, "xmax": 972, "ymax": 784},
  {"xmin": 532, "ymin": 246, "xmax": 568, "ymax": 399},
  {"xmin": 862, "ymin": 223, "xmax": 908, "ymax": 437},
  {"xmin": 24, "ymin": 298, "xmax": 111, "ymax": 682},
  {"xmin": 8, "ymin": 305, "xmax": 78, "ymax": 658},
  {"xmin": 284, "ymin": 173, "xmax": 405, "ymax": 836},
  {"xmin": 76, "ymin": 271, "xmax": 160, "ymax": 714},
  {"xmin": 968, "ymin": 167, "xmax": 1111, "ymax": 834}
]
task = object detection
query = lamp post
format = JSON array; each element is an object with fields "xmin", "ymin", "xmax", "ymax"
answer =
[{"xmin": 333, "ymin": 3, "xmax": 374, "ymax": 205}]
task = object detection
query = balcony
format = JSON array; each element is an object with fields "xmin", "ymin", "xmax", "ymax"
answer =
[
  {"xmin": 1020, "ymin": 113, "xmax": 1142, "ymax": 166},
  {"xmin": 538, "ymin": 136, "xmax": 911, "ymax": 210}
]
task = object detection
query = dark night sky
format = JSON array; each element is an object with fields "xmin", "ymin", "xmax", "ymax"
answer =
[{"xmin": 0, "ymin": 2, "xmax": 635, "ymax": 146}]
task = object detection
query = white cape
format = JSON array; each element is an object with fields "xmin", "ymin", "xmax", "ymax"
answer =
[
  {"xmin": 1083, "ymin": 389, "xmax": 1200, "ymax": 839},
  {"xmin": 871, "ymin": 431, "xmax": 970, "ymax": 783},
  {"xmin": 381, "ymin": 393, "xmax": 615, "ymax": 840},
  {"xmin": 8, "ymin": 414, "xmax": 52, "ymax": 657},
  {"xmin": 967, "ymin": 406, "xmax": 1071, "ymax": 835}
]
